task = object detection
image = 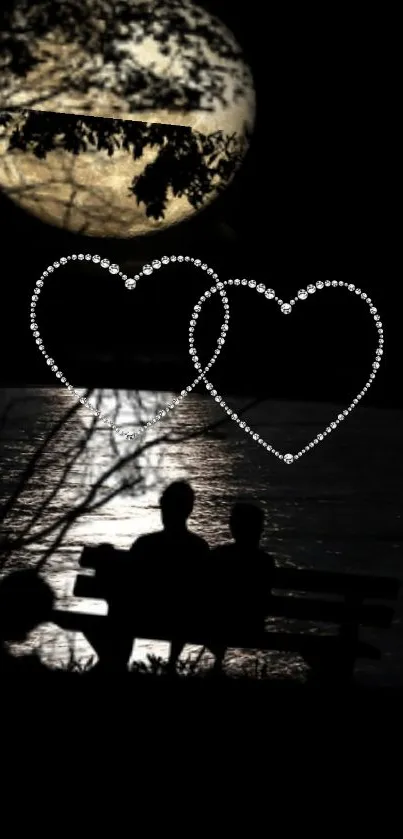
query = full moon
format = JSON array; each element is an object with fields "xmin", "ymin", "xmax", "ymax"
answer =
[{"xmin": 0, "ymin": 0, "xmax": 256, "ymax": 237}]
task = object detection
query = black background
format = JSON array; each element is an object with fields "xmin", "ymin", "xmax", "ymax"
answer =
[{"xmin": 0, "ymin": 1, "xmax": 398, "ymax": 406}]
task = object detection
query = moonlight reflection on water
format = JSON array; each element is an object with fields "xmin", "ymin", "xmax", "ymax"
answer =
[{"xmin": 1, "ymin": 387, "xmax": 402, "ymax": 683}]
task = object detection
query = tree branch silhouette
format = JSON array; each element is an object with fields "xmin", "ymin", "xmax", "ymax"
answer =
[
  {"xmin": 1, "ymin": 0, "xmax": 253, "ymax": 116},
  {"xmin": 0, "ymin": 107, "xmax": 248, "ymax": 222}
]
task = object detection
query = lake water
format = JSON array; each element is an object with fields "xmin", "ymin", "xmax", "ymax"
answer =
[{"xmin": 0, "ymin": 386, "xmax": 402, "ymax": 684}]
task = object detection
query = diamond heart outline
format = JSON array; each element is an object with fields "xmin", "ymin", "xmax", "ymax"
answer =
[
  {"xmin": 188, "ymin": 278, "xmax": 384, "ymax": 464},
  {"xmin": 30, "ymin": 252, "xmax": 230, "ymax": 440}
]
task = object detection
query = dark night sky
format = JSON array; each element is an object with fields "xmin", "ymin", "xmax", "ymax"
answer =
[{"xmin": 1, "ymin": 1, "xmax": 399, "ymax": 407}]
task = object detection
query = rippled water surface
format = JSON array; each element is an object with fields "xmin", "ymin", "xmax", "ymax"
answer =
[{"xmin": 0, "ymin": 387, "xmax": 402, "ymax": 683}]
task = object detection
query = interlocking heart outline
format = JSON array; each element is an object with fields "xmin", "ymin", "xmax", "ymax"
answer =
[{"xmin": 30, "ymin": 253, "xmax": 384, "ymax": 464}]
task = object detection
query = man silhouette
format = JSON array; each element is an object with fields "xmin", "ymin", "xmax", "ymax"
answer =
[
  {"xmin": 129, "ymin": 481, "xmax": 209, "ymax": 673},
  {"xmin": 209, "ymin": 503, "xmax": 276, "ymax": 674}
]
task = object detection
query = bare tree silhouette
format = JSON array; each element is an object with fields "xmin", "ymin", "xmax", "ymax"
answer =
[
  {"xmin": 0, "ymin": 0, "xmax": 254, "ymax": 117},
  {"xmin": 0, "ymin": 108, "xmax": 248, "ymax": 224}
]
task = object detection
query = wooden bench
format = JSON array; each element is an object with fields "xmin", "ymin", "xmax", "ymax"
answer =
[{"xmin": 53, "ymin": 545, "xmax": 400, "ymax": 682}]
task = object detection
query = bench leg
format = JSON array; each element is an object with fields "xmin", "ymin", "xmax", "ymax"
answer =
[{"xmin": 167, "ymin": 639, "xmax": 186, "ymax": 674}]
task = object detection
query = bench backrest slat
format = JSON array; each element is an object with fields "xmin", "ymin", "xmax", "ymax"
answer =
[
  {"xmin": 79, "ymin": 546, "xmax": 399, "ymax": 600},
  {"xmin": 273, "ymin": 568, "xmax": 399, "ymax": 600},
  {"xmin": 73, "ymin": 576, "xmax": 395, "ymax": 628}
]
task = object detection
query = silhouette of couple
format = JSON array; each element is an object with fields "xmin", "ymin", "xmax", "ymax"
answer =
[
  {"xmin": 125, "ymin": 481, "xmax": 275, "ymax": 674},
  {"xmin": 0, "ymin": 481, "xmax": 275, "ymax": 675}
]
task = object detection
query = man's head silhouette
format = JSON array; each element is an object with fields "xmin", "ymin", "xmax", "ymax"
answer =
[
  {"xmin": 0, "ymin": 569, "xmax": 55, "ymax": 643},
  {"xmin": 160, "ymin": 481, "xmax": 194, "ymax": 532},
  {"xmin": 230, "ymin": 503, "xmax": 264, "ymax": 549}
]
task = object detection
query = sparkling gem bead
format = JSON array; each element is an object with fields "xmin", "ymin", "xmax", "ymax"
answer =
[
  {"xmin": 152, "ymin": 260, "xmax": 161, "ymax": 269},
  {"xmin": 332, "ymin": 280, "xmax": 338, "ymax": 287},
  {"xmin": 298, "ymin": 289, "xmax": 308, "ymax": 300},
  {"xmin": 284, "ymin": 454, "xmax": 294, "ymax": 464},
  {"xmin": 84, "ymin": 254, "xmax": 92, "ymax": 260},
  {"xmin": 265, "ymin": 288, "xmax": 275, "ymax": 299},
  {"xmin": 248, "ymin": 280, "xmax": 256, "ymax": 288},
  {"xmin": 109, "ymin": 264, "xmax": 119, "ymax": 274},
  {"xmin": 241, "ymin": 279, "xmax": 247, "ymax": 285},
  {"xmin": 53, "ymin": 261, "xmax": 60, "ymax": 268},
  {"xmin": 92, "ymin": 255, "xmax": 101, "ymax": 263},
  {"xmin": 194, "ymin": 259, "xmax": 201, "ymax": 266},
  {"xmin": 307, "ymin": 284, "xmax": 316, "ymax": 293},
  {"xmin": 281, "ymin": 303, "xmax": 292, "ymax": 314},
  {"xmin": 143, "ymin": 264, "xmax": 153, "ymax": 274},
  {"xmin": 60, "ymin": 257, "xmax": 67, "ymax": 265},
  {"xmin": 348, "ymin": 284, "xmax": 355, "ymax": 291},
  {"xmin": 125, "ymin": 279, "xmax": 136, "ymax": 289},
  {"xmin": 177, "ymin": 256, "xmax": 184, "ymax": 262},
  {"xmin": 100, "ymin": 259, "xmax": 110, "ymax": 268},
  {"xmin": 77, "ymin": 254, "xmax": 84, "ymax": 260},
  {"xmin": 316, "ymin": 281, "xmax": 324, "ymax": 289},
  {"xmin": 161, "ymin": 256, "xmax": 170, "ymax": 264},
  {"xmin": 207, "ymin": 268, "xmax": 213, "ymax": 274},
  {"xmin": 325, "ymin": 280, "xmax": 331, "ymax": 286},
  {"xmin": 370, "ymin": 307, "xmax": 377, "ymax": 314},
  {"xmin": 47, "ymin": 265, "xmax": 54, "ymax": 272},
  {"xmin": 257, "ymin": 284, "xmax": 266, "ymax": 293}
]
